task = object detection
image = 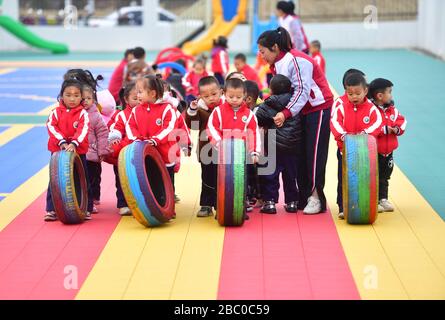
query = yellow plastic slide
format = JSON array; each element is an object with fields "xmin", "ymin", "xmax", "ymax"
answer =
[{"xmin": 182, "ymin": 0, "xmax": 247, "ymax": 56}]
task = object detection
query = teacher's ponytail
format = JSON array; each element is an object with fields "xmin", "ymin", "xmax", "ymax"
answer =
[{"xmin": 257, "ymin": 27, "xmax": 292, "ymax": 53}]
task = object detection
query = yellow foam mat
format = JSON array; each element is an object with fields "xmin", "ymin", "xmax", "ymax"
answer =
[
  {"xmin": 77, "ymin": 139, "xmax": 225, "ymax": 300},
  {"xmin": 327, "ymin": 87, "xmax": 445, "ymax": 300},
  {"xmin": 0, "ymin": 125, "xmax": 34, "ymax": 147}
]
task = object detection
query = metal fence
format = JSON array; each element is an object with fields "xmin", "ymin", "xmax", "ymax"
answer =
[{"xmin": 257, "ymin": 0, "xmax": 418, "ymax": 22}]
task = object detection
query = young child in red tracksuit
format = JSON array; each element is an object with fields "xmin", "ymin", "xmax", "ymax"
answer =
[
  {"xmin": 162, "ymin": 82, "xmax": 192, "ymax": 203},
  {"xmin": 126, "ymin": 75, "xmax": 178, "ymax": 197},
  {"xmin": 45, "ymin": 79, "xmax": 93, "ymax": 222},
  {"xmin": 309, "ymin": 40, "xmax": 326, "ymax": 74},
  {"xmin": 211, "ymin": 36, "xmax": 229, "ymax": 86},
  {"xmin": 234, "ymin": 53, "xmax": 263, "ymax": 90},
  {"xmin": 369, "ymin": 78, "xmax": 407, "ymax": 213},
  {"xmin": 107, "ymin": 81, "xmax": 138, "ymax": 216},
  {"xmin": 207, "ymin": 78, "xmax": 261, "ymax": 219},
  {"xmin": 185, "ymin": 76, "xmax": 225, "ymax": 218},
  {"xmin": 330, "ymin": 73, "xmax": 382, "ymax": 219},
  {"xmin": 182, "ymin": 58, "xmax": 208, "ymax": 104}
]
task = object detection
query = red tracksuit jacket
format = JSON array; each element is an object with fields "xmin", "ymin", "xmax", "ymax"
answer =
[
  {"xmin": 207, "ymin": 101, "xmax": 261, "ymax": 156},
  {"xmin": 126, "ymin": 101, "xmax": 178, "ymax": 166},
  {"xmin": 330, "ymin": 94, "xmax": 382, "ymax": 150},
  {"xmin": 241, "ymin": 64, "xmax": 263, "ymax": 90},
  {"xmin": 376, "ymin": 103, "xmax": 407, "ymax": 155},
  {"xmin": 312, "ymin": 52, "xmax": 326, "ymax": 75},
  {"xmin": 182, "ymin": 70, "xmax": 209, "ymax": 97},
  {"xmin": 47, "ymin": 103, "xmax": 89, "ymax": 154},
  {"xmin": 211, "ymin": 46, "xmax": 229, "ymax": 75}
]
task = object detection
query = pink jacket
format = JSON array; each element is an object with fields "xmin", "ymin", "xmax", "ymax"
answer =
[{"xmin": 86, "ymin": 104, "xmax": 110, "ymax": 162}]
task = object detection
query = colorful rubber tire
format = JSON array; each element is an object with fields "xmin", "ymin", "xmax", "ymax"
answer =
[
  {"xmin": 49, "ymin": 151, "xmax": 87, "ymax": 224},
  {"xmin": 118, "ymin": 141, "xmax": 175, "ymax": 227},
  {"xmin": 343, "ymin": 134, "xmax": 378, "ymax": 224},
  {"xmin": 217, "ymin": 138, "xmax": 247, "ymax": 227}
]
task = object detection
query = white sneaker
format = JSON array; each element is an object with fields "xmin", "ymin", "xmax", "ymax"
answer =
[
  {"xmin": 379, "ymin": 199, "xmax": 394, "ymax": 212},
  {"xmin": 378, "ymin": 204, "xmax": 384, "ymax": 213},
  {"xmin": 119, "ymin": 207, "xmax": 132, "ymax": 216},
  {"xmin": 338, "ymin": 212, "xmax": 344, "ymax": 220},
  {"xmin": 84, "ymin": 211, "xmax": 92, "ymax": 220},
  {"xmin": 303, "ymin": 196, "xmax": 322, "ymax": 215}
]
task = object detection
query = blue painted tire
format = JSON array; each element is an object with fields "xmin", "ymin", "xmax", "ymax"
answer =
[
  {"xmin": 343, "ymin": 134, "xmax": 378, "ymax": 225},
  {"xmin": 118, "ymin": 141, "xmax": 175, "ymax": 227},
  {"xmin": 49, "ymin": 151, "xmax": 87, "ymax": 224}
]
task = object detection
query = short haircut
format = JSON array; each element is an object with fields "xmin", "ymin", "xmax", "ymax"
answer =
[
  {"xmin": 311, "ymin": 40, "xmax": 321, "ymax": 50},
  {"xmin": 245, "ymin": 80, "xmax": 260, "ymax": 101},
  {"xmin": 198, "ymin": 76, "xmax": 220, "ymax": 90},
  {"xmin": 270, "ymin": 74, "xmax": 292, "ymax": 95},
  {"xmin": 124, "ymin": 48, "xmax": 134, "ymax": 59},
  {"xmin": 234, "ymin": 53, "xmax": 247, "ymax": 62},
  {"xmin": 342, "ymin": 68, "xmax": 365, "ymax": 89},
  {"xmin": 133, "ymin": 46, "xmax": 146, "ymax": 59},
  {"xmin": 344, "ymin": 73, "xmax": 368, "ymax": 88},
  {"xmin": 225, "ymin": 78, "xmax": 246, "ymax": 92},
  {"xmin": 368, "ymin": 78, "xmax": 394, "ymax": 99}
]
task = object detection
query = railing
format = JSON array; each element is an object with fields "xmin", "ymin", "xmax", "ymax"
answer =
[{"xmin": 160, "ymin": 0, "xmax": 210, "ymax": 46}]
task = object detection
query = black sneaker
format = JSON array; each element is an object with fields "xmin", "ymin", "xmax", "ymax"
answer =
[
  {"xmin": 197, "ymin": 206, "xmax": 213, "ymax": 217},
  {"xmin": 260, "ymin": 201, "xmax": 277, "ymax": 214},
  {"xmin": 285, "ymin": 201, "xmax": 298, "ymax": 213}
]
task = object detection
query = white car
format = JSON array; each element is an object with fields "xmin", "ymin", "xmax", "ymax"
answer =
[{"xmin": 87, "ymin": 6, "xmax": 177, "ymax": 27}]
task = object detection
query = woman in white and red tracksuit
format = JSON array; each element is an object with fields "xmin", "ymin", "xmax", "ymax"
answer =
[
  {"xmin": 45, "ymin": 79, "xmax": 93, "ymax": 221},
  {"xmin": 276, "ymin": 1, "xmax": 310, "ymax": 54},
  {"xmin": 125, "ymin": 75, "xmax": 178, "ymax": 188},
  {"xmin": 369, "ymin": 78, "xmax": 407, "ymax": 209},
  {"xmin": 211, "ymin": 36, "xmax": 229, "ymax": 86},
  {"xmin": 330, "ymin": 73, "xmax": 382, "ymax": 215},
  {"xmin": 257, "ymin": 27, "xmax": 333, "ymax": 214}
]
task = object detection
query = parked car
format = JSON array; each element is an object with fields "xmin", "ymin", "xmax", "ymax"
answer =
[{"xmin": 87, "ymin": 6, "xmax": 178, "ymax": 27}]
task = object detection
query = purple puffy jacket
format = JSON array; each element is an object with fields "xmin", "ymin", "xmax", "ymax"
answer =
[{"xmin": 86, "ymin": 104, "xmax": 110, "ymax": 162}]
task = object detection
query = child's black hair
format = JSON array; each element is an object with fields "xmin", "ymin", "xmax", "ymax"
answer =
[
  {"xmin": 213, "ymin": 36, "xmax": 228, "ymax": 49},
  {"xmin": 368, "ymin": 78, "xmax": 394, "ymax": 99},
  {"xmin": 276, "ymin": 1, "xmax": 295, "ymax": 15},
  {"xmin": 234, "ymin": 53, "xmax": 247, "ymax": 62},
  {"xmin": 138, "ymin": 74, "xmax": 164, "ymax": 100},
  {"xmin": 270, "ymin": 74, "xmax": 292, "ymax": 95},
  {"xmin": 133, "ymin": 46, "xmax": 146, "ymax": 59},
  {"xmin": 342, "ymin": 68, "xmax": 365, "ymax": 89},
  {"xmin": 198, "ymin": 76, "xmax": 220, "ymax": 90},
  {"xmin": 245, "ymin": 80, "xmax": 260, "ymax": 102},
  {"xmin": 58, "ymin": 79, "xmax": 83, "ymax": 103},
  {"xmin": 311, "ymin": 40, "xmax": 321, "ymax": 50},
  {"xmin": 344, "ymin": 73, "xmax": 368, "ymax": 88},
  {"xmin": 63, "ymin": 69, "xmax": 103, "ymax": 101},
  {"xmin": 124, "ymin": 48, "xmax": 134, "ymax": 59},
  {"xmin": 118, "ymin": 81, "xmax": 137, "ymax": 106},
  {"xmin": 257, "ymin": 27, "xmax": 292, "ymax": 53},
  {"xmin": 224, "ymin": 78, "xmax": 246, "ymax": 92}
]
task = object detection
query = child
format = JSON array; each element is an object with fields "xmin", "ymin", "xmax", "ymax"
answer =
[
  {"xmin": 211, "ymin": 36, "xmax": 229, "ymax": 85},
  {"xmin": 309, "ymin": 40, "xmax": 326, "ymax": 74},
  {"xmin": 82, "ymin": 85, "xmax": 109, "ymax": 213},
  {"xmin": 234, "ymin": 53, "xmax": 263, "ymax": 90},
  {"xmin": 330, "ymin": 73, "xmax": 382, "ymax": 219},
  {"xmin": 107, "ymin": 82, "xmax": 138, "ymax": 216},
  {"xmin": 255, "ymin": 75, "xmax": 302, "ymax": 214},
  {"xmin": 162, "ymin": 81, "xmax": 193, "ymax": 202},
  {"xmin": 182, "ymin": 58, "xmax": 209, "ymax": 103},
  {"xmin": 126, "ymin": 75, "xmax": 178, "ymax": 203},
  {"xmin": 207, "ymin": 77, "xmax": 261, "ymax": 170},
  {"xmin": 245, "ymin": 80, "xmax": 263, "ymax": 210},
  {"xmin": 369, "ymin": 78, "xmax": 407, "ymax": 212},
  {"xmin": 109, "ymin": 48, "xmax": 135, "ymax": 102},
  {"xmin": 185, "ymin": 76, "xmax": 224, "ymax": 217},
  {"xmin": 45, "ymin": 79, "xmax": 93, "ymax": 221}
]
